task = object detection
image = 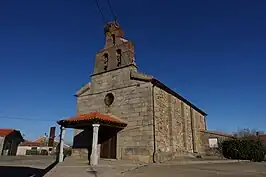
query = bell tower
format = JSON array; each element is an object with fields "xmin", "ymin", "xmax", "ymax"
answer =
[{"xmin": 93, "ymin": 21, "xmax": 136, "ymax": 75}]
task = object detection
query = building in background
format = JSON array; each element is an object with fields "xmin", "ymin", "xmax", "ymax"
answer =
[
  {"xmin": 200, "ymin": 131, "xmax": 234, "ymax": 147},
  {"xmin": 17, "ymin": 140, "xmax": 43, "ymax": 156},
  {"xmin": 16, "ymin": 126, "xmax": 70, "ymax": 156},
  {"xmin": 258, "ymin": 134, "xmax": 266, "ymax": 145},
  {"xmin": 0, "ymin": 128, "xmax": 24, "ymax": 156}
]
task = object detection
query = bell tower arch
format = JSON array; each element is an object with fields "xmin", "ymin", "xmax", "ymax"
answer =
[{"xmin": 93, "ymin": 21, "xmax": 136, "ymax": 75}]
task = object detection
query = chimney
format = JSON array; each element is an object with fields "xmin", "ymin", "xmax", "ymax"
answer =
[{"xmin": 48, "ymin": 127, "xmax": 56, "ymax": 147}]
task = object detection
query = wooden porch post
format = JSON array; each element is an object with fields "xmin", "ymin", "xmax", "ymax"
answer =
[{"xmin": 90, "ymin": 124, "xmax": 100, "ymax": 165}]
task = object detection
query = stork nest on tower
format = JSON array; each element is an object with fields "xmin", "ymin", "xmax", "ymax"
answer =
[{"xmin": 104, "ymin": 21, "xmax": 119, "ymax": 35}]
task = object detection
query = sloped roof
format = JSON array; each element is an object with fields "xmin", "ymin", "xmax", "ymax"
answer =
[
  {"xmin": 20, "ymin": 140, "xmax": 41, "ymax": 147},
  {"xmin": 258, "ymin": 135, "xmax": 266, "ymax": 144},
  {"xmin": 0, "ymin": 129, "xmax": 15, "ymax": 137},
  {"xmin": 130, "ymin": 71, "xmax": 207, "ymax": 116},
  {"xmin": 34, "ymin": 136, "xmax": 46, "ymax": 143},
  {"xmin": 201, "ymin": 130, "xmax": 234, "ymax": 138},
  {"xmin": 20, "ymin": 138, "xmax": 71, "ymax": 148},
  {"xmin": 57, "ymin": 112, "xmax": 127, "ymax": 128}
]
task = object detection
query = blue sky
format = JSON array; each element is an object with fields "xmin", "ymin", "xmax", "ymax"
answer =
[{"xmin": 0, "ymin": 0, "xmax": 266, "ymax": 143}]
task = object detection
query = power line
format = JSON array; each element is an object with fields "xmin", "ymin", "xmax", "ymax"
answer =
[
  {"xmin": 0, "ymin": 115, "xmax": 57, "ymax": 122},
  {"xmin": 107, "ymin": 0, "xmax": 116, "ymax": 21},
  {"xmin": 94, "ymin": 0, "xmax": 106, "ymax": 24},
  {"xmin": 0, "ymin": 115, "xmax": 152, "ymax": 134}
]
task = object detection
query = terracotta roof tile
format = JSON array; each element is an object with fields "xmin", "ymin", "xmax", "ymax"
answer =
[
  {"xmin": 258, "ymin": 135, "xmax": 266, "ymax": 144},
  {"xmin": 201, "ymin": 130, "xmax": 234, "ymax": 138},
  {"xmin": 57, "ymin": 112, "xmax": 127, "ymax": 127},
  {"xmin": 34, "ymin": 136, "xmax": 46, "ymax": 143},
  {"xmin": 0, "ymin": 128, "xmax": 15, "ymax": 137},
  {"xmin": 20, "ymin": 140, "xmax": 41, "ymax": 147}
]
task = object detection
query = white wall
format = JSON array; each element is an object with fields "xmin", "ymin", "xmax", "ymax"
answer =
[
  {"xmin": 17, "ymin": 146, "xmax": 31, "ymax": 156},
  {"xmin": 208, "ymin": 138, "xmax": 218, "ymax": 148},
  {"xmin": 16, "ymin": 146, "xmax": 55, "ymax": 156}
]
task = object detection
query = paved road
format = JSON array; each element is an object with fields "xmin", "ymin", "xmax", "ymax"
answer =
[
  {"xmin": 44, "ymin": 158, "xmax": 266, "ymax": 177},
  {"xmin": 124, "ymin": 162, "xmax": 266, "ymax": 177},
  {"xmin": 0, "ymin": 155, "xmax": 57, "ymax": 177}
]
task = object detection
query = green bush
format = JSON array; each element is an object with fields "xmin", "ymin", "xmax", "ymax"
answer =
[
  {"xmin": 26, "ymin": 149, "xmax": 49, "ymax": 156},
  {"xmin": 26, "ymin": 149, "xmax": 40, "ymax": 155},
  {"xmin": 40, "ymin": 149, "xmax": 49, "ymax": 156},
  {"xmin": 220, "ymin": 137, "xmax": 266, "ymax": 162}
]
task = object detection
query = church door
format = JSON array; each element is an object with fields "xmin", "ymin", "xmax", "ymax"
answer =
[{"xmin": 100, "ymin": 134, "xmax": 117, "ymax": 159}]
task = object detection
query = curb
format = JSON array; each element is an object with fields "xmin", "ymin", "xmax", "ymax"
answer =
[{"xmin": 43, "ymin": 161, "xmax": 62, "ymax": 177}]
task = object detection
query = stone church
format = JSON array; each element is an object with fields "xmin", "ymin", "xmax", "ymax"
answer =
[{"xmin": 57, "ymin": 21, "xmax": 207, "ymax": 164}]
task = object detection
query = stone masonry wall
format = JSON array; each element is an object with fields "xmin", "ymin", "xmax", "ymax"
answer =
[
  {"xmin": 195, "ymin": 112, "xmax": 207, "ymax": 153},
  {"xmin": 153, "ymin": 87, "xmax": 171, "ymax": 155},
  {"xmin": 153, "ymin": 86, "xmax": 206, "ymax": 162},
  {"xmin": 190, "ymin": 109, "xmax": 197, "ymax": 152},
  {"xmin": 198, "ymin": 115, "xmax": 205, "ymax": 130},
  {"xmin": 184, "ymin": 103, "xmax": 193, "ymax": 152},
  {"xmin": 73, "ymin": 67, "xmax": 154, "ymax": 163},
  {"xmin": 172, "ymin": 97, "xmax": 184, "ymax": 154},
  {"xmin": 153, "ymin": 86, "xmax": 186, "ymax": 162},
  {"xmin": 191, "ymin": 110, "xmax": 204, "ymax": 153}
]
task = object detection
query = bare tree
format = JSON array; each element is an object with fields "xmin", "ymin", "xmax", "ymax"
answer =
[{"xmin": 233, "ymin": 128, "xmax": 258, "ymax": 138}]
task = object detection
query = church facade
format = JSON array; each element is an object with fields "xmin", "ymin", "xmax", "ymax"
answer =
[{"xmin": 69, "ymin": 21, "xmax": 207, "ymax": 163}]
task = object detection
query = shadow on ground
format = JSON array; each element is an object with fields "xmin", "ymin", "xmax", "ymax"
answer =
[
  {"xmin": 87, "ymin": 166, "xmax": 98, "ymax": 177},
  {"xmin": 0, "ymin": 160, "xmax": 58, "ymax": 177}
]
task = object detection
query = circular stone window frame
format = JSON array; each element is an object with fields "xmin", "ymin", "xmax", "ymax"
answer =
[{"xmin": 104, "ymin": 93, "xmax": 114, "ymax": 106}]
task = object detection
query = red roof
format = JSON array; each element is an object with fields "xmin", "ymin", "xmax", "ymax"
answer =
[
  {"xmin": 34, "ymin": 136, "xmax": 46, "ymax": 143},
  {"xmin": 258, "ymin": 135, "xmax": 266, "ymax": 144},
  {"xmin": 20, "ymin": 140, "xmax": 41, "ymax": 147},
  {"xmin": 0, "ymin": 129, "xmax": 15, "ymax": 137},
  {"xmin": 57, "ymin": 112, "xmax": 127, "ymax": 128},
  {"xmin": 201, "ymin": 130, "xmax": 234, "ymax": 138}
]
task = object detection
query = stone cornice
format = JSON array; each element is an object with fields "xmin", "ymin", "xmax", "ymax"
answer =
[{"xmin": 75, "ymin": 83, "xmax": 91, "ymax": 97}]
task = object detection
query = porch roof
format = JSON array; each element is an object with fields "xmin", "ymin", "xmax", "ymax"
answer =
[
  {"xmin": 57, "ymin": 112, "xmax": 127, "ymax": 129},
  {"xmin": 0, "ymin": 128, "xmax": 15, "ymax": 137}
]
